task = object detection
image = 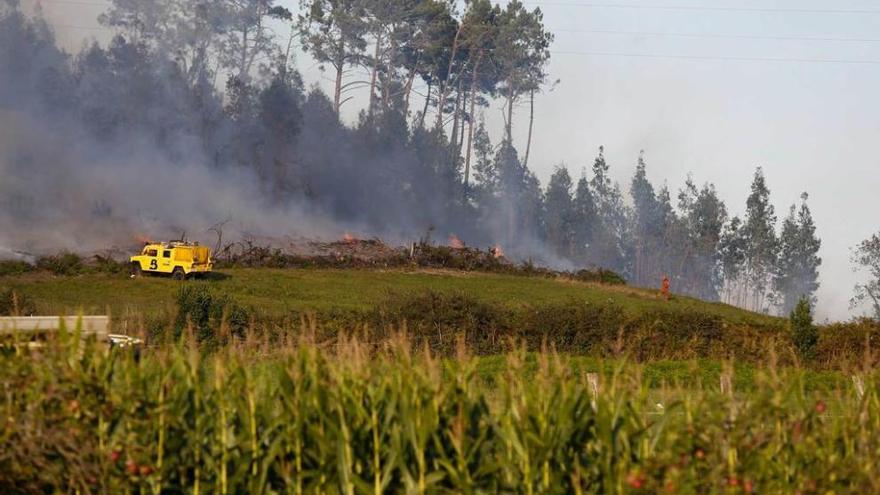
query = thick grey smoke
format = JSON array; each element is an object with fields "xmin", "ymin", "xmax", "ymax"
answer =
[{"xmin": 0, "ymin": 108, "xmax": 352, "ymax": 256}]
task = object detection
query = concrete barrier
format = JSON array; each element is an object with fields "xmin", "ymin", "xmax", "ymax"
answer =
[{"xmin": 0, "ymin": 315, "xmax": 109, "ymax": 337}]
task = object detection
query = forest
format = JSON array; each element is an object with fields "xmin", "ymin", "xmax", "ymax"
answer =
[{"xmin": 0, "ymin": 0, "xmax": 827, "ymax": 315}]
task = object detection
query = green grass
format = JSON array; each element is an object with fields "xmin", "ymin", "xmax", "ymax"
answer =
[{"xmin": 0, "ymin": 267, "xmax": 779, "ymax": 326}]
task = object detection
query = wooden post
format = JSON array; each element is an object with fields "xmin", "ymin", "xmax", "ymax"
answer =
[
  {"xmin": 852, "ymin": 375, "xmax": 866, "ymax": 400},
  {"xmin": 586, "ymin": 372, "xmax": 600, "ymax": 409},
  {"xmin": 720, "ymin": 371, "xmax": 733, "ymax": 396}
]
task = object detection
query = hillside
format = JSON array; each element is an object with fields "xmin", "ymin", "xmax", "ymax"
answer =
[{"xmin": 1, "ymin": 267, "xmax": 779, "ymax": 328}]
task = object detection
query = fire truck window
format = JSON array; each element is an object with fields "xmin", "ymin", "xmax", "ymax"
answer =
[
  {"xmin": 163, "ymin": 250, "xmax": 171, "ymax": 258},
  {"xmin": 146, "ymin": 249, "xmax": 158, "ymax": 257}
]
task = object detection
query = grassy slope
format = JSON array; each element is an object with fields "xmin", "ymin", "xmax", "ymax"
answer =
[{"xmin": 0, "ymin": 268, "xmax": 779, "ymax": 327}]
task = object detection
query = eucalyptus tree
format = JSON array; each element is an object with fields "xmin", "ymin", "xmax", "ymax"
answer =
[
  {"xmin": 676, "ymin": 178, "xmax": 727, "ymax": 300},
  {"xmin": 774, "ymin": 193, "xmax": 821, "ymax": 314},
  {"xmin": 571, "ymin": 171, "xmax": 598, "ymax": 265},
  {"xmin": 742, "ymin": 167, "xmax": 779, "ymax": 312},
  {"xmin": 588, "ymin": 147, "xmax": 628, "ymax": 275},
  {"xmin": 719, "ymin": 216, "xmax": 747, "ymax": 305},
  {"xmin": 544, "ymin": 166, "xmax": 576, "ymax": 257},
  {"xmin": 852, "ymin": 232, "xmax": 880, "ymax": 320},
  {"xmin": 629, "ymin": 152, "xmax": 663, "ymax": 286}
]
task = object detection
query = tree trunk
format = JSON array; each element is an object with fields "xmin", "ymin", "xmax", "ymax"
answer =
[
  {"xmin": 435, "ymin": 26, "xmax": 462, "ymax": 130},
  {"xmin": 333, "ymin": 40, "xmax": 345, "ymax": 115},
  {"xmin": 450, "ymin": 81, "xmax": 462, "ymax": 155},
  {"xmin": 239, "ymin": 26, "xmax": 249, "ymax": 80},
  {"xmin": 505, "ymin": 78, "xmax": 515, "ymax": 143},
  {"xmin": 368, "ymin": 32, "xmax": 383, "ymax": 117},
  {"xmin": 403, "ymin": 68, "xmax": 417, "ymax": 117},
  {"xmin": 463, "ymin": 52, "xmax": 483, "ymax": 193},
  {"xmin": 418, "ymin": 80, "xmax": 432, "ymax": 130},
  {"xmin": 523, "ymin": 88, "xmax": 535, "ymax": 168}
]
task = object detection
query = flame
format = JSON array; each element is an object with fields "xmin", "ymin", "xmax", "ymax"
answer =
[
  {"xmin": 492, "ymin": 244, "xmax": 505, "ymax": 259},
  {"xmin": 134, "ymin": 234, "xmax": 151, "ymax": 245},
  {"xmin": 343, "ymin": 232, "xmax": 356, "ymax": 243},
  {"xmin": 448, "ymin": 234, "xmax": 464, "ymax": 249}
]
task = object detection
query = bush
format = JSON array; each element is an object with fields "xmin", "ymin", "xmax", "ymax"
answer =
[
  {"xmin": 515, "ymin": 300, "xmax": 624, "ymax": 354},
  {"xmin": 0, "ymin": 260, "xmax": 33, "ymax": 277},
  {"xmin": 373, "ymin": 290, "xmax": 507, "ymax": 354},
  {"xmin": 816, "ymin": 318, "xmax": 880, "ymax": 368},
  {"xmin": 0, "ymin": 288, "xmax": 36, "ymax": 316},
  {"xmin": 572, "ymin": 268, "xmax": 627, "ymax": 285},
  {"xmin": 791, "ymin": 298, "xmax": 818, "ymax": 361},
  {"xmin": 35, "ymin": 253, "xmax": 84, "ymax": 276},
  {"xmin": 174, "ymin": 285, "xmax": 251, "ymax": 346}
]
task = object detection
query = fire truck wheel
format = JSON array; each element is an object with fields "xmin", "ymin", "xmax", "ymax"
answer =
[{"xmin": 172, "ymin": 268, "xmax": 186, "ymax": 281}]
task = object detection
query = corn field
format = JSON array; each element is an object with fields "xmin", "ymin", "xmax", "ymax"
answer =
[{"xmin": 2, "ymin": 327, "xmax": 880, "ymax": 494}]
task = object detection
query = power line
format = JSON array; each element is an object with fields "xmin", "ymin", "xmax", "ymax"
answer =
[
  {"xmin": 44, "ymin": 0, "xmax": 880, "ymax": 15},
  {"xmin": 525, "ymin": 1, "xmax": 880, "ymax": 15},
  {"xmin": 556, "ymin": 28, "xmax": 880, "ymax": 44},
  {"xmin": 551, "ymin": 49, "xmax": 880, "ymax": 64},
  {"xmin": 38, "ymin": 0, "xmax": 107, "ymax": 6},
  {"xmin": 51, "ymin": 24, "xmax": 108, "ymax": 31}
]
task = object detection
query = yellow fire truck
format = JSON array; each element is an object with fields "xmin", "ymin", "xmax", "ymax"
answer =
[{"xmin": 130, "ymin": 241, "xmax": 213, "ymax": 280}]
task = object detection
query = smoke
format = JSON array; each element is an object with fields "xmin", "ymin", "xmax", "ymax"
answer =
[
  {"xmin": 0, "ymin": 105, "xmax": 353, "ymax": 254},
  {"xmin": 0, "ymin": 7, "xmax": 566, "ymax": 267}
]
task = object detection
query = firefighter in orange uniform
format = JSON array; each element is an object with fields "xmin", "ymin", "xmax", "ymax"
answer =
[{"xmin": 661, "ymin": 276, "xmax": 670, "ymax": 300}]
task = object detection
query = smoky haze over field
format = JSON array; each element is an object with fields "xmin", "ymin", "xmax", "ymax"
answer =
[{"xmin": 4, "ymin": 0, "xmax": 880, "ymax": 321}]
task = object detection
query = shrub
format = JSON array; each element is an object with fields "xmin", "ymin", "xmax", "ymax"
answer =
[
  {"xmin": 572, "ymin": 268, "xmax": 627, "ymax": 285},
  {"xmin": 791, "ymin": 297, "xmax": 818, "ymax": 361},
  {"xmin": 373, "ymin": 290, "xmax": 507, "ymax": 354},
  {"xmin": 0, "ymin": 260, "xmax": 33, "ymax": 277},
  {"xmin": 174, "ymin": 285, "xmax": 250, "ymax": 346},
  {"xmin": 35, "ymin": 253, "xmax": 84, "ymax": 276},
  {"xmin": 0, "ymin": 288, "xmax": 36, "ymax": 316}
]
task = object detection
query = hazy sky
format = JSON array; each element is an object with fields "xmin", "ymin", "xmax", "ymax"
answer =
[{"xmin": 28, "ymin": 0, "xmax": 880, "ymax": 321}]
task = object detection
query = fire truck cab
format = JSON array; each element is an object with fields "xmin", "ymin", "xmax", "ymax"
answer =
[{"xmin": 130, "ymin": 241, "xmax": 213, "ymax": 280}]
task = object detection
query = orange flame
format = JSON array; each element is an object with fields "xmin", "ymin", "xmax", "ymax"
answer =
[
  {"xmin": 343, "ymin": 232, "xmax": 356, "ymax": 243},
  {"xmin": 492, "ymin": 244, "xmax": 505, "ymax": 259},
  {"xmin": 448, "ymin": 234, "xmax": 465, "ymax": 249},
  {"xmin": 134, "ymin": 234, "xmax": 151, "ymax": 245}
]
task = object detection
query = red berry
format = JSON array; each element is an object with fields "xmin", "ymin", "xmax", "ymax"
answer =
[
  {"xmin": 125, "ymin": 459, "xmax": 138, "ymax": 476},
  {"xmin": 139, "ymin": 465, "xmax": 153, "ymax": 476},
  {"xmin": 744, "ymin": 480, "xmax": 754, "ymax": 493},
  {"xmin": 109, "ymin": 450, "xmax": 121, "ymax": 463},
  {"xmin": 815, "ymin": 400, "xmax": 827, "ymax": 414},
  {"xmin": 727, "ymin": 477, "xmax": 740, "ymax": 487}
]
